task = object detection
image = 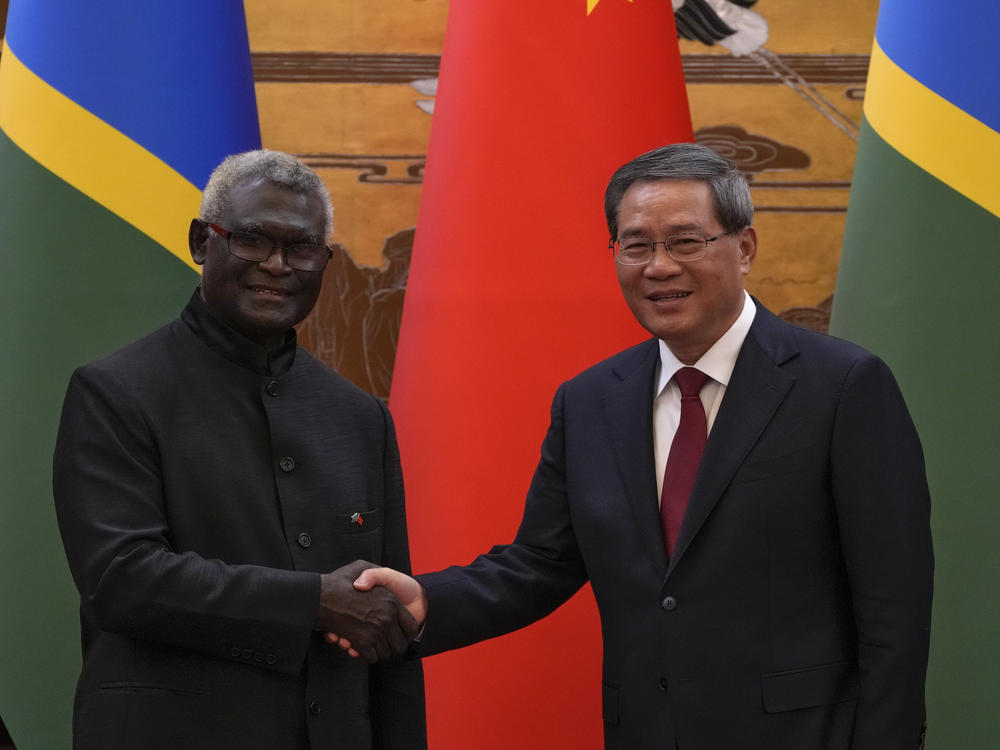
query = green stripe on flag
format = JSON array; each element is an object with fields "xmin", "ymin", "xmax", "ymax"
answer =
[
  {"xmin": 831, "ymin": 117, "xmax": 1000, "ymax": 747},
  {"xmin": 0, "ymin": 128, "xmax": 196, "ymax": 748}
]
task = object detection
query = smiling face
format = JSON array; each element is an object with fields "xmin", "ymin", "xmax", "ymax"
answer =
[
  {"xmin": 614, "ymin": 179, "xmax": 756, "ymax": 364},
  {"xmin": 189, "ymin": 177, "xmax": 327, "ymax": 351}
]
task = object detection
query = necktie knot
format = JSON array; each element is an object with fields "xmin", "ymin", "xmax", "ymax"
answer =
[{"xmin": 673, "ymin": 367, "xmax": 708, "ymax": 398}]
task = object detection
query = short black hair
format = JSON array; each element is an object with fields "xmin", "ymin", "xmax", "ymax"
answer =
[{"xmin": 604, "ymin": 143, "xmax": 753, "ymax": 240}]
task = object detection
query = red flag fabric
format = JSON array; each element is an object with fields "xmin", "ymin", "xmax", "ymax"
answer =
[{"xmin": 391, "ymin": 1, "xmax": 692, "ymax": 747}]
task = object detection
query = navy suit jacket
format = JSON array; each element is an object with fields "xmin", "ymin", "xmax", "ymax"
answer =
[{"xmin": 418, "ymin": 301, "xmax": 932, "ymax": 750}]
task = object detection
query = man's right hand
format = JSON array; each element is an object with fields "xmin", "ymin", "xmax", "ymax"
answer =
[
  {"xmin": 315, "ymin": 560, "xmax": 419, "ymax": 664},
  {"xmin": 353, "ymin": 567, "xmax": 427, "ymax": 624}
]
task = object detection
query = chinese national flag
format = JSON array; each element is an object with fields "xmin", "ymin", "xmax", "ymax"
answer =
[{"xmin": 391, "ymin": 1, "xmax": 692, "ymax": 747}]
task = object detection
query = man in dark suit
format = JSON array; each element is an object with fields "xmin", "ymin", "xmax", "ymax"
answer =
[
  {"xmin": 53, "ymin": 150, "xmax": 426, "ymax": 750},
  {"xmin": 344, "ymin": 143, "xmax": 933, "ymax": 749}
]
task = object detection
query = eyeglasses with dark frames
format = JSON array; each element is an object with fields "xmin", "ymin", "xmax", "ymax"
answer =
[{"xmin": 208, "ymin": 222, "xmax": 333, "ymax": 272}]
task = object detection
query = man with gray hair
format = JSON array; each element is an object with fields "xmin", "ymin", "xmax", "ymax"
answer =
[
  {"xmin": 53, "ymin": 149, "xmax": 426, "ymax": 750},
  {"xmin": 346, "ymin": 143, "xmax": 933, "ymax": 749}
]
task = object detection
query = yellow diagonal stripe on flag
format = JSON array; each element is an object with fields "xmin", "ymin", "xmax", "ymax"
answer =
[
  {"xmin": 865, "ymin": 39, "xmax": 1000, "ymax": 220},
  {"xmin": 588, "ymin": 0, "xmax": 634, "ymax": 15},
  {"xmin": 0, "ymin": 42, "xmax": 202, "ymax": 270}
]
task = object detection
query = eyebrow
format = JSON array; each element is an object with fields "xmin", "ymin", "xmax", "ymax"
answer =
[
  {"xmin": 618, "ymin": 222, "xmax": 706, "ymax": 238},
  {"xmin": 237, "ymin": 223, "xmax": 322, "ymax": 244}
]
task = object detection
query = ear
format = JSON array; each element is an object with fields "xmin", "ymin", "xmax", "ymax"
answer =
[
  {"xmin": 737, "ymin": 225, "xmax": 757, "ymax": 273},
  {"xmin": 189, "ymin": 218, "xmax": 209, "ymax": 266}
]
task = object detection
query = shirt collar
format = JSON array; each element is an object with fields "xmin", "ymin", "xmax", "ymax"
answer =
[
  {"xmin": 655, "ymin": 290, "xmax": 756, "ymax": 398},
  {"xmin": 180, "ymin": 288, "xmax": 297, "ymax": 376}
]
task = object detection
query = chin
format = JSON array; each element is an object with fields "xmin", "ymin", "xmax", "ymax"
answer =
[{"xmin": 644, "ymin": 317, "xmax": 689, "ymax": 342}]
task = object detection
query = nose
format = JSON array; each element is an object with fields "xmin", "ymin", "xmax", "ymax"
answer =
[
  {"xmin": 643, "ymin": 243, "xmax": 683, "ymax": 278},
  {"xmin": 258, "ymin": 246, "xmax": 293, "ymax": 275}
]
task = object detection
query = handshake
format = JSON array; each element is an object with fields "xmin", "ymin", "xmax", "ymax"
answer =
[{"xmin": 314, "ymin": 560, "xmax": 428, "ymax": 663}]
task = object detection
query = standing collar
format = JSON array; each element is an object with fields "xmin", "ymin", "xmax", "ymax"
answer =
[
  {"xmin": 180, "ymin": 288, "xmax": 297, "ymax": 376},
  {"xmin": 655, "ymin": 290, "xmax": 756, "ymax": 397}
]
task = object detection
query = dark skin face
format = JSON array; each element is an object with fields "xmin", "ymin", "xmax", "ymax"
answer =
[{"xmin": 189, "ymin": 178, "xmax": 327, "ymax": 351}]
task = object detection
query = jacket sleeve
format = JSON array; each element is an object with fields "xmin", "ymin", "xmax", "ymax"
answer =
[
  {"xmin": 368, "ymin": 398, "xmax": 427, "ymax": 749},
  {"xmin": 416, "ymin": 383, "xmax": 589, "ymax": 656},
  {"xmin": 53, "ymin": 365, "xmax": 320, "ymax": 675},
  {"xmin": 830, "ymin": 353, "xmax": 933, "ymax": 749}
]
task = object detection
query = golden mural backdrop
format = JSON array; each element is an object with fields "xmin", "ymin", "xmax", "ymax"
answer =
[{"xmin": 245, "ymin": 0, "xmax": 878, "ymax": 398}]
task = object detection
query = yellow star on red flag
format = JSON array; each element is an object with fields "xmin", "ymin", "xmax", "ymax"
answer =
[{"xmin": 588, "ymin": 0, "xmax": 634, "ymax": 15}]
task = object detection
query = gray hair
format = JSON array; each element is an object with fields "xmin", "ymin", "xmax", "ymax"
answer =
[
  {"xmin": 200, "ymin": 149, "xmax": 334, "ymax": 239},
  {"xmin": 604, "ymin": 143, "xmax": 753, "ymax": 240}
]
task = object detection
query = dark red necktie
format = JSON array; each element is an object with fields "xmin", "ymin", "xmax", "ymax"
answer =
[{"xmin": 660, "ymin": 367, "xmax": 709, "ymax": 556}]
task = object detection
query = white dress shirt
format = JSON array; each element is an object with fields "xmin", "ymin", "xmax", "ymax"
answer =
[{"xmin": 653, "ymin": 290, "xmax": 756, "ymax": 501}]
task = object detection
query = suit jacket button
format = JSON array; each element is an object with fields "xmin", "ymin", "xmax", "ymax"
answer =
[
  {"xmin": 297, "ymin": 532, "xmax": 312, "ymax": 549},
  {"xmin": 309, "ymin": 699, "xmax": 322, "ymax": 715},
  {"xmin": 658, "ymin": 677, "xmax": 669, "ymax": 693},
  {"xmin": 279, "ymin": 456, "xmax": 295, "ymax": 472},
  {"xmin": 661, "ymin": 596, "xmax": 678, "ymax": 611},
  {"xmin": 266, "ymin": 380, "xmax": 280, "ymax": 396}
]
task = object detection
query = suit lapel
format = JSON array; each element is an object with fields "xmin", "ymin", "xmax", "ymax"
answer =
[
  {"xmin": 600, "ymin": 340, "xmax": 668, "ymax": 574},
  {"xmin": 667, "ymin": 303, "xmax": 799, "ymax": 578}
]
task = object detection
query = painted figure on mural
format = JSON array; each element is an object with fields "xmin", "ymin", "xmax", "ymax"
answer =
[
  {"xmin": 308, "ymin": 228, "xmax": 412, "ymax": 400},
  {"xmin": 333, "ymin": 143, "xmax": 933, "ymax": 750},
  {"xmin": 53, "ymin": 150, "xmax": 426, "ymax": 750},
  {"xmin": 673, "ymin": 0, "xmax": 768, "ymax": 55}
]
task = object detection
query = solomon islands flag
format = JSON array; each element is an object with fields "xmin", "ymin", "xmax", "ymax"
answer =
[
  {"xmin": 830, "ymin": 1, "xmax": 1000, "ymax": 746},
  {"xmin": 0, "ymin": 2, "xmax": 260, "ymax": 747}
]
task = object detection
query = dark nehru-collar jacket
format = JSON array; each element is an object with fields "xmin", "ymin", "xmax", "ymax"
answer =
[{"xmin": 53, "ymin": 290, "xmax": 425, "ymax": 750}]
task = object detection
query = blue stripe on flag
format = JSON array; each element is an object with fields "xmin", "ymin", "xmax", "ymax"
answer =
[
  {"xmin": 4, "ymin": 0, "xmax": 261, "ymax": 190},
  {"xmin": 874, "ymin": 0, "xmax": 1000, "ymax": 134}
]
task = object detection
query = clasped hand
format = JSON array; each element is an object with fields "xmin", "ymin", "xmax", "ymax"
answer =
[
  {"xmin": 318, "ymin": 562, "xmax": 428, "ymax": 662},
  {"xmin": 316, "ymin": 560, "xmax": 420, "ymax": 663}
]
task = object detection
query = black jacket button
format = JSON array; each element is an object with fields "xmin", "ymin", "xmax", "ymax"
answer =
[
  {"xmin": 661, "ymin": 596, "xmax": 678, "ymax": 611},
  {"xmin": 309, "ymin": 699, "xmax": 322, "ymax": 715},
  {"xmin": 266, "ymin": 380, "xmax": 280, "ymax": 396},
  {"xmin": 279, "ymin": 456, "xmax": 295, "ymax": 472},
  {"xmin": 297, "ymin": 532, "xmax": 312, "ymax": 549}
]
